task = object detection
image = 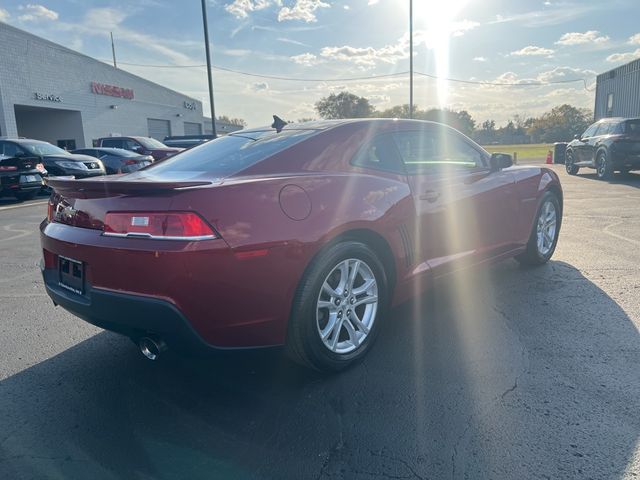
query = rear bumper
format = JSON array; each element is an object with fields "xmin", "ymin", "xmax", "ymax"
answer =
[
  {"xmin": 0, "ymin": 171, "xmax": 44, "ymax": 194},
  {"xmin": 42, "ymin": 268, "xmax": 229, "ymax": 354}
]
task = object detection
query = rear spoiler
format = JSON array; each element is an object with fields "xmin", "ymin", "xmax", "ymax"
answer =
[{"xmin": 47, "ymin": 177, "xmax": 212, "ymax": 194}]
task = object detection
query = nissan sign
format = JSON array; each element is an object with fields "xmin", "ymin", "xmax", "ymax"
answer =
[{"xmin": 91, "ymin": 82, "xmax": 134, "ymax": 100}]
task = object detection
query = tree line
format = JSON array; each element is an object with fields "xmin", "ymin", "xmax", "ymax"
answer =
[{"xmin": 311, "ymin": 91, "xmax": 593, "ymax": 144}]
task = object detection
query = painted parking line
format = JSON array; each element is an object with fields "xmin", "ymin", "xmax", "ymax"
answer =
[{"xmin": 0, "ymin": 201, "xmax": 48, "ymax": 212}]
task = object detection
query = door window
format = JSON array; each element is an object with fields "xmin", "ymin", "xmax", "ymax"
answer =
[
  {"xmin": 351, "ymin": 134, "xmax": 404, "ymax": 173},
  {"xmin": 581, "ymin": 123, "xmax": 599, "ymax": 138},
  {"xmin": 1, "ymin": 142, "xmax": 23, "ymax": 157},
  {"xmin": 102, "ymin": 138, "xmax": 122, "ymax": 148},
  {"xmin": 124, "ymin": 139, "xmax": 140, "ymax": 151},
  {"xmin": 392, "ymin": 130, "xmax": 484, "ymax": 174},
  {"xmin": 594, "ymin": 122, "xmax": 612, "ymax": 136}
]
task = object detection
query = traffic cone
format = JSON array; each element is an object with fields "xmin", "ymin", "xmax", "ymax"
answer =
[{"xmin": 546, "ymin": 150, "xmax": 553, "ymax": 164}]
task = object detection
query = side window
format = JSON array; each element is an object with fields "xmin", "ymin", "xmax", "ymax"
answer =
[
  {"xmin": 582, "ymin": 123, "xmax": 599, "ymax": 138},
  {"xmin": 102, "ymin": 138, "xmax": 121, "ymax": 148},
  {"xmin": 124, "ymin": 139, "xmax": 140, "ymax": 150},
  {"xmin": 2, "ymin": 142, "xmax": 21, "ymax": 157},
  {"xmin": 392, "ymin": 130, "xmax": 483, "ymax": 173},
  {"xmin": 594, "ymin": 123, "xmax": 611, "ymax": 136},
  {"xmin": 352, "ymin": 134, "xmax": 404, "ymax": 173}
]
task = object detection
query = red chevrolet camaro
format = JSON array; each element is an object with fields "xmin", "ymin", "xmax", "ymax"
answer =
[{"xmin": 40, "ymin": 119, "xmax": 562, "ymax": 371}]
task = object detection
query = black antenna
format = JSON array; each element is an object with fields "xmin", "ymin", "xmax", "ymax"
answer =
[{"xmin": 271, "ymin": 115, "xmax": 287, "ymax": 133}]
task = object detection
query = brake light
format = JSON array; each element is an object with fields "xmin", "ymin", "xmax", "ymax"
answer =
[
  {"xmin": 47, "ymin": 200, "xmax": 55, "ymax": 222},
  {"xmin": 124, "ymin": 159, "xmax": 138, "ymax": 165},
  {"xmin": 103, "ymin": 211, "xmax": 216, "ymax": 240},
  {"xmin": 0, "ymin": 165, "xmax": 17, "ymax": 171}
]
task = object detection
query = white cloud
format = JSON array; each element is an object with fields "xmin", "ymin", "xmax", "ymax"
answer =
[
  {"xmin": 473, "ymin": 56, "xmax": 487, "ymax": 62},
  {"xmin": 343, "ymin": 4, "xmax": 349, "ymax": 9},
  {"xmin": 291, "ymin": 52, "xmax": 320, "ymax": 66},
  {"xmin": 18, "ymin": 4, "xmax": 58, "ymax": 21},
  {"xmin": 225, "ymin": 0, "xmax": 274, "ymax": 19},
  {"xmin": 629, "ymin": 33, "xmax": 640, "ymax": 45},
  {"xmin": 451, "ymin": 20, "xmax": 479, "ymax": 36},
  {"xmin": 320, "ymin": 43, "xmax": 407, "ymax": 67},
  {"xmin": 536, "ymin": 66, "xmax": 596, "ymax": 83},
  {"xmin": 368, "ymin": 0, "xmax": 379, "ymax": 4},
  {"xmin": 0, "ymin": 8, "xmax": 9, "ymax": 22},
  {"xmin": 510, "ymin": 45, "xmax": 554, "ymax": 57},
  {"xmin": 556, "ymin": 30, "xmax": 609, "ymax": 46},
  {"xmin": 606, "ymin": 49, "xmax": 640, "ymax": 64},
  {"xmin": 278, "ymin": 0, "xmax": 330, "ymax": 22},
  {"xmin": 251, "ymin": 82, "xmax": 269, "ymax": 91}
]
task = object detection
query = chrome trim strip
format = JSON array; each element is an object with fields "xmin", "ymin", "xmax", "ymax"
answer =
[{"xmin": 102, "ymin": 232, "xmax": 217, "ymax": 241}]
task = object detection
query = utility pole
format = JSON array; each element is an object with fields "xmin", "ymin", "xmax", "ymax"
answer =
[
  {"xmin": 110, "ymin": 32, "xmax": 117, "ymax": 69},
  {"xmin": 409, "ymin": 0, "xmax": 413, "ymax": 119},
  {"xmin": 201, "ymin": 0, "xmax": 217, "ymax": 138}
]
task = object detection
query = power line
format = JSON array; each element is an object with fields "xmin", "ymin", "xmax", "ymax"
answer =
[{"xmin": 113, "ymin": 60, "xmax": 594, "ymax": 90}]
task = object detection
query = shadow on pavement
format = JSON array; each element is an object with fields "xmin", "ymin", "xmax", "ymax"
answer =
[
  {"xmin": 577, "ymin": 170, "xmax": 640, "ymax": 188},
  {"xmin": 1, "ymin": 260, "xmax": 638, "ymax": 479}
]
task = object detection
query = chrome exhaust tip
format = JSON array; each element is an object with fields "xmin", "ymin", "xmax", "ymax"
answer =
[{"xmin": 138, "ymin": 336, "xmax": 167, "ymax": 361}]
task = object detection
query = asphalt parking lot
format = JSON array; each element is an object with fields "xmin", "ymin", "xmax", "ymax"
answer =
[{"xmin": 1, "ymin": 166, "xmax": 639, "ymax": 480}]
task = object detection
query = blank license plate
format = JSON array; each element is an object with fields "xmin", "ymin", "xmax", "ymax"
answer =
[
  {"xmin": 58, "ymin": 256, "xmax": 84, "ymax": 295},
  {"xmin": 20, "ymin": 175, "xmax": 38, "ymax": 183}
]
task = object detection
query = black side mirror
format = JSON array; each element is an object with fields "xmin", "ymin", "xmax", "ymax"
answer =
[{"xmin": 490, "ymin": 153, "xmax": 513, "ymax": 171}]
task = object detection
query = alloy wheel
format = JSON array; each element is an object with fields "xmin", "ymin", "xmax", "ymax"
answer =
[
  {"xmin": 316, "ymin": 258, "xmax": 378, "ymax": 354},
  {"xmin": 536, "ymin": 200, "xmax": 557, "ymax": 256}
]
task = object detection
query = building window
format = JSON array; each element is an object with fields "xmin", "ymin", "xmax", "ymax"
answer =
[{"xmin": 607, "ymin": 93, "xmax": 614, "ymax": 115}]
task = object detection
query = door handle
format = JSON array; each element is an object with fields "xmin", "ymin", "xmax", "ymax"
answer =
[{"xmin": 420, "ymin": 190, "xmax": 440, "ymax": 202}]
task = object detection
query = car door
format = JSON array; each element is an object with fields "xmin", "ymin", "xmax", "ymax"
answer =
[
  {"xmin": 395, "ymin": 127, "xmax": 519, "ymax": 276},
  {"xmin": 574, "ymin": 123, "xmax": 599, "ymax": 164}
]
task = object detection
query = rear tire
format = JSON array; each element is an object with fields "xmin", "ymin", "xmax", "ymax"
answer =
[
  {"xmin": 286, "ymin": 241, "xmax": 388, "ymax": 372},
  {"xmin": 565, "ymin": 150, "xmax": 579, "ymax": 175},
  {"xmin": 14, "ymin": 190, "xmax": 38, "ymax": 202},
  {"xmin": 515, "ymin": 191, "xmax": 561, "ymax": 267},
  {"xmin": 596, "ymin": 150, "xmax": 614, "ymax": 180}
]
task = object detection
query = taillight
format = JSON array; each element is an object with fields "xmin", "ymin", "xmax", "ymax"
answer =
[
  {"xmin": 47, "ymin": 200, "xmax": 55, "ymax": 222},
  {"xmin": 0, "ymin": 165, "xmax": 17, "ymax": 171},
  {"xmin": 103, "ymin": 211, "xmax": 216, "ymax": 240},
  {"xmin": 124, "ymin": 159, "xmax": 138, "ymax": 165}
]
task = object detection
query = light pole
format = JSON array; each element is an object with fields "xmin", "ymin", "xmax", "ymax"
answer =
[
  {"xmin": 409, "ymin": 0, "xmax": 413, "ymax": 119},
  {"xmin": 201, "ymin": 0, "xmax": 217, "ymax": 138}
]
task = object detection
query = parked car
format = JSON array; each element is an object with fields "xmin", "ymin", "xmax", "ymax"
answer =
[
  {"xmin": 0, "ymin": 146, "xmax": 46, "ymax": 201},
  {"xmin": 565, "ymin": 117, "xmax": 640, "ymax": 179},
  {"xmin": 41, "ymin": 119, "xmax": 563, "ymax": 371},
  {"xmin": 163, "ymin": 135, "xmax": 215, "ymax": 149},
  {"xmin": 96, "ymin": 136, "xmax": 183, "ymax": 161},
  {"xmin": 72, "ymin": 147, "xmax": 154, "ymax": 175},
  {"xmin": 0, "ymin": 139, "xmax": 104, "ymax": 187}
]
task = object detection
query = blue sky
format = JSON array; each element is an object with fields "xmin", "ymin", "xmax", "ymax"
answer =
[{"xmin": 1, "ymin": 0, "xmax": 639, "ymax": 126}]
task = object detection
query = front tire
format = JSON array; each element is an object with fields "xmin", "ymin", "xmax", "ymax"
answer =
[
  {"xmin": 565, "ymin": 150, "xmax": 579, "ymax": 175},
  {"xmin": 596, "ymin": 150, "xmax": 614, "ymax": 180},
  {"xmin": 286, "ymin": 241, "xmax": 388, "ymax": 372},
  {"xmin": 516, "ymin": 191, "xmax": 561, "ymax": 267}
]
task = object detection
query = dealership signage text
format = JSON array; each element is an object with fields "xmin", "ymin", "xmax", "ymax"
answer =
[
  {"xmin": 91, "ymin": 82, "xmax": 134, "ymax": 100},
  {"xmin": 34, "ymin": 92, "xmax": 62, "ymax": 102}
]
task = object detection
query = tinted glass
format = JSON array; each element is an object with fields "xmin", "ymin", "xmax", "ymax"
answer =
[
  {"xmin": 2, "ymin": 142, "xmax": 21, "ymax": 157},
  {"xmin": 124, "ymin": 139, "xmax": 140, "ymax": 150},
  {"xmin": 146, "ymin": 129, "xmax": 318, "ymax": 178},
  {"xmin": 22, "ymin": 142, "xmax": 69, "ymax": 156},
  {"xmin": 74, "ymin": 149, "xmax": 97, "ymax": 158},
  {"xmin": 102, "ymin": 139, "xmax": 122, "ymax": 148},
  {"xmin": 624, "ymin": 120, "xmax": 640, "ymax": 135},
  {"xmin": 102, "ymin": 148, "xmax": 140, "ymax": 157},
  {"xmin": 392, "ymin": 130, "xmax": 483, "ymax": 173},
  {"xmin": 137, "ymin": 137, "xmax": 167, "ymax": 149},
  {"xmin": 582, "ymin": 123, "xmax": 599, "ymax": 138},
  {"xmin": 594, "ymin": 123, "xmax": 612, "ymax": 136},
  {"xmin": 352, "ymin": 134, "xmax": 404, "ymax": 173}
]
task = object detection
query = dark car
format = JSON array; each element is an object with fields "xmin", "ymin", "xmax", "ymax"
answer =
[
  {"xmin": 163, "ymin": 135, "xmax": 214, "ymax": 149},
  {"xmin": 96, "ymin": 136, "xmax": 183, "ymax": 161},
  {"xmin": 0, "ymin": 139, "xmax": 105, "ymax": 180},
  {"xmin": 565, "ymin": 117, "xmax": 640, "ymax": 179},
  {"xmin": 0, "ymin": 142, "xmax": 46, "ymax": 201},
  {"xmin": 41, "ymin": 119, "xmax": 563, "ymax": 371},
  {"xmin": 72, "ymin": 148, "xmax": 154, "ymax": 175}
]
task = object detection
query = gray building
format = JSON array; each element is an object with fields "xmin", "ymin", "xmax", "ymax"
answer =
[
  {"xmin": 595, "ymin": 58, "xmax": 640, "ymax": 120},
  {"xmin": 0, "ymin": 23, "xmax": 236, "ymax": 149}
]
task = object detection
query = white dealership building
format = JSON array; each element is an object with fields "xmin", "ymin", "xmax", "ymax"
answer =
[{"xmin": 0, "ymin": 23, "xmax": 239, "ymax": 150}]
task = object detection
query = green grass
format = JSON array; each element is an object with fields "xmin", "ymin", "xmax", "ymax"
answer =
[{"xmin": 483, "ymin": 143, "xmax": 553, "ymax": 161}]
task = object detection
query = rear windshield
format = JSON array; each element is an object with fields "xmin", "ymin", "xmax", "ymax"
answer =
[
  {"xmin": 146, "ymin": 129, "xmax": 318, "ymax": 178},
  {"xmin": 624, "ymin": 120, "xmax": 640, "ymax": 135}
]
